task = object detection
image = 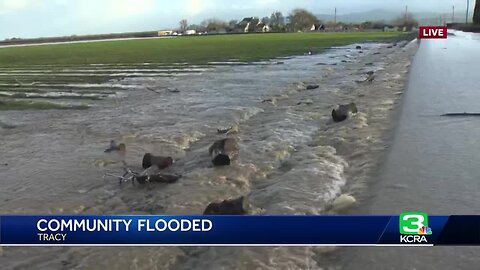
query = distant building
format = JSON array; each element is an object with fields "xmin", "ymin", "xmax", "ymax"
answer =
[
  {"xmin": 238, "ymin": 17, "xmax": 253, "ymax": 32},
  {"xmin": 310, "ymin": 24, "xmax": 325, "ymax": 31},
  {"xmin": 383, "ymin": 25, "xmax": 398, "ymax": 32},
  {"xmin": 158, "ymin": 30, "xmax": 174, "ymax": 36},
  {"xmin": 255, "ymin": 22, "xmax": 271, "ymax": 32},
  {"xmin": 237, "ymin": 17, "xmax": 261, "ymax": 33},
  {"xmin": 262, "ymin": 24, "xmax": 271, "ymax": 32},
  {"xmin": 185, "ymin": 29, "xmax": 196, "ymax": 35}
]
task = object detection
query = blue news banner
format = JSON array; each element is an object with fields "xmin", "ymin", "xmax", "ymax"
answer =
[{"xmin": 0, "ymin": 215, "xmax": 479, "ymax": 246}]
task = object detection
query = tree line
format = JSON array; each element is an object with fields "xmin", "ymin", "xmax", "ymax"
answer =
[{"xmin": 178, "ymin": 8, "xmax": 422, "ymax": 34}]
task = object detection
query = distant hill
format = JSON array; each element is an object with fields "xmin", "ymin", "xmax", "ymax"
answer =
[{"xmin": 316, "ymin": 9, "xmax": 472, "ymax": 25}]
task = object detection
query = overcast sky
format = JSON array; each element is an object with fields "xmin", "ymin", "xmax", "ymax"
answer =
[{"xmin": 0, "ymin": 0, "xmax": 475, "ymax": 39}]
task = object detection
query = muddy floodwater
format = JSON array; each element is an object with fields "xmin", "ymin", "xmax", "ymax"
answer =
[{"xmin": 1, "ymin": 40, "xmax": 416, "ymax": 269}]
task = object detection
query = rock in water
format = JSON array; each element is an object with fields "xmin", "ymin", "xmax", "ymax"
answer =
[
  {"xmin": 332, "ymin": 103, "xmax": 358, "ymax": 122},
  {"xmin": 208, "ymin": 138, "xmax": 239, "ymax": 167},
  {"xmin": 331, "ymin": 194, "xmax": 356, "ymax": 212},
  {"xmin": 204, "ymin": 196, "xmax": 248, "ymax": 215},
  {"xmin": 306, "ymin": 84, "xmax": 319, "ymax": 90},
  {"xmin": 356, "ymin": 45, "xmax": 362, "ymax": 50},
  {"xmin": 0, "ymin": 120, "xmax": 16, "ymax": 129},
  {"xmin": 142, "ymin": 153, "xmax": 173, "ymax": 169},
  {"xmin": 217, "ymin": 125, "xmax": 238, "ymax": 135},
  {"xmin": 212, "ymin": 154, "xmax": 231, "ymax": 166},
  {"xmin": 217, "ymin": 126, "xmax": 233, "ymax": 134},
  {"xmin": 104, "ymin": 140, "xmax": 126, "ymax": 153}
]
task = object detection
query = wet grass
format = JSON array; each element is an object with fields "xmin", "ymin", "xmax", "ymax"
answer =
[
  {"xmin": 0, "ymin": 32, "xmax": 407, "ymax": 67},
  {"xmin": 0, "ymin": 98, "xmax": 89, "ymax": 110},
  {"xmin": 0, "ymin": 75, "xmax": 112, "ymax": 86},
  {"xmin": 0, "ymin": 92, "xmax": 105, "ymax": 100}
]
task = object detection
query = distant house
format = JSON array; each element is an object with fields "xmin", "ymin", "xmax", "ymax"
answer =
[
  {"xmin": 158, "ymin": 30, "xmax": 174, "ymax": 36},
  {"xmin": 262, "ymin": 24, "xmax": 271, "ymax": 32},
  {"xmin": 185, "ymin": 29, "xmax": 196, "ymax": 35},
  {"xmin": 237, "ymin": 17, "xmax": 260, "ymax": 33},
  {"xmin": 383, "ymin": 25, "xmax": 398, "ymax": 32},
  {"xmin": 255, "ymin": 22, "xmax": 271, "ymax": 32},
  {"xmin": 238, "ymin": 17, "xmax": 252, "ymax": 31},
  {"xmin": 310, "ymin": 24, "xmax": 325, "ymax": 31}
]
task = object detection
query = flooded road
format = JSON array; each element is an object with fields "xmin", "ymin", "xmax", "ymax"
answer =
[
  {"xmin": 1, "ymin": 40, "xmax": 416, "ymax": 269},
  {"xmin": 340, "ymin": 31, "xmax": 480, "ymax": 269}
]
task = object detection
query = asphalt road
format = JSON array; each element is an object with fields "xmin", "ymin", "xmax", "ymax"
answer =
[{"xmin": 344, "ymin": 30, "xmax": 480, "ymax": 270}]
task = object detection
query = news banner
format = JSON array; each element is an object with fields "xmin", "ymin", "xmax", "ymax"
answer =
[{"xmin": 0, "ymin": 213, "xmax": 479, "ymax": 246}]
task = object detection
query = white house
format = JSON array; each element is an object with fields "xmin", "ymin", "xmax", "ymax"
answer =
[
  {"xmin": 185, "ymin": 29, "xmax": 196, "ymax": 35},
  {"xmin": 158, "ymin": 30, "xmax": 174, "ymax": 36}
]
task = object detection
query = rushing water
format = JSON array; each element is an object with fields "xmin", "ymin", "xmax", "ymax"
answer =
[{"xmin": 0, "ymin": 40, "xmax": 415, "ymax": 269}]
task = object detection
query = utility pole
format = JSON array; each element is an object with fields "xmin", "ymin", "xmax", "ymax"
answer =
[
  {"xmin": 466, "ymin": 0, "xmax": 470, "ymax": 23},
  {"xmin": 452, "ymin": 5, "xmax": 455, "ymax": 23},
  {"xmin": 404, "ymin": 5, "xmax": 408, "ymax": 25},
  {"xmin": 334, "ymin": 7, "xmax": 337, "ymax": 32}
]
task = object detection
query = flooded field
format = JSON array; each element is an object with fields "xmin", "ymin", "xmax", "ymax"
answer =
[{"xmin": 0, "ymin": 40, "xmax": 416, "ymax": 269}]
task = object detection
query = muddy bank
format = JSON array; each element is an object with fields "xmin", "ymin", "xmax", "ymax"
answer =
[{"xmin": 0, "ymin": 40, "xmax": 417, "ymax": 269}]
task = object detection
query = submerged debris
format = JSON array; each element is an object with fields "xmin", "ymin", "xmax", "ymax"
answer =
[
  {"xmin": 0, "ymin": 120, "xmax": 16, "ymax": 129},
  {"xmin": 209, "ymin": 138, "xmax": 239, "ymax": 167},
  {"xmin": 442, "ymin": 113, "xmax": 480, "ymax": 117},
  {"xmin": 145, "ymin": 87, "xmax": 180, "ymax": 94},
  {"xmin": 305, "ymin": 84, "xmax": 320, "ymax": 90},
  {"xmin": 297, "ymin": 99, "xmax": 314, "ymax": 106},
  {"xmin": 104, "ymin": 166, "xmax": 181, "ymax": 185},
  {"xmin": 217, "ymin": 125, "xmax": 239, "ymax": 135},
  {"xmin": 104, "ymin": 140, "xmax": 126, "ymax": 153},
  {"xmin": 261, "ymin": 98, "xmax": 276, "ymax": 105},
  {"xmin": 331, "ymin": 194, "xmax": 356, "ymax": 212},
  {"xmin": 204, "ymin": 196, "xmax": 248, "ymax": 215},
  {"xmin": 332, "ymin": 103, "xmax": 358, "ymax": 122},
  {"xmin": 355, "ymin": 71, "xmax": 375, "ymax": 83},
  {"xmin": 142, "ymin": 153, "xmax": 173, "ymax": 169}
]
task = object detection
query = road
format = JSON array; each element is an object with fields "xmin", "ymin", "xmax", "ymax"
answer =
[{"xmin": 343, "ymin": 30, "xmax": 480, "ymax": 269}]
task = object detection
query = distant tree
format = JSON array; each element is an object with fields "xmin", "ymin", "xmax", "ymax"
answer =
[
  {"xmin": 270, "ymin": 11, "xmax": 285, "ymax": 31},
  {"xmin": 228, "ymin": 20, "xmax": 238, "ymax": 28},
  {"xmin": 474, "ymin": 0, "xmax": 480, "ymax": 24},
  {"xmin": 393, "ymin": 13, "xmax": 419, "ymax": 30},
  {"xmin": 201, "ymin": 18, "xmax": 227, "ymax": 32},
  {"xmin": 372, "ymin": 21, "xmax": 386, "ymax": 29},
  {"xmin": 360, "ymin": 20, "xmax": 385, "ymax": 30},
  {"xmin": 179, "ymin": 19, "xmax": 188, "ymax": 33},
  {"xmin": 261, "ymin": 16, "xmax": 270, "ymax": 25},
  {"xmin": 188, "ymin": 24, "xmax": 206, "ymax": 32},
  {"xmin": 288, "ymin": 9, "xmax": 320, "ymax": 32}
]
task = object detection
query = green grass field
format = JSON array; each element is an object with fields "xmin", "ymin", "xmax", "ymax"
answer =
[
  {"xmin": 0, "ymin": 32, "xmax": 409, "ymax": 111},
  {"xmin": 0, "ymin": 32, "xmax": 407, "ymax": 67}
]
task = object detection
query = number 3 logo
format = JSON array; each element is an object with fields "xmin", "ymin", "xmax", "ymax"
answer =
[{"xmin": 399, "ymin": 212, "xmax": 428, "ymax": 235}]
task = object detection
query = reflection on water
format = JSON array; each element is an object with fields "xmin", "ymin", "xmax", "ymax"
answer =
[{"xmin": 0, "ymin": 40, "xmax": 415, "ymax": 269}]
